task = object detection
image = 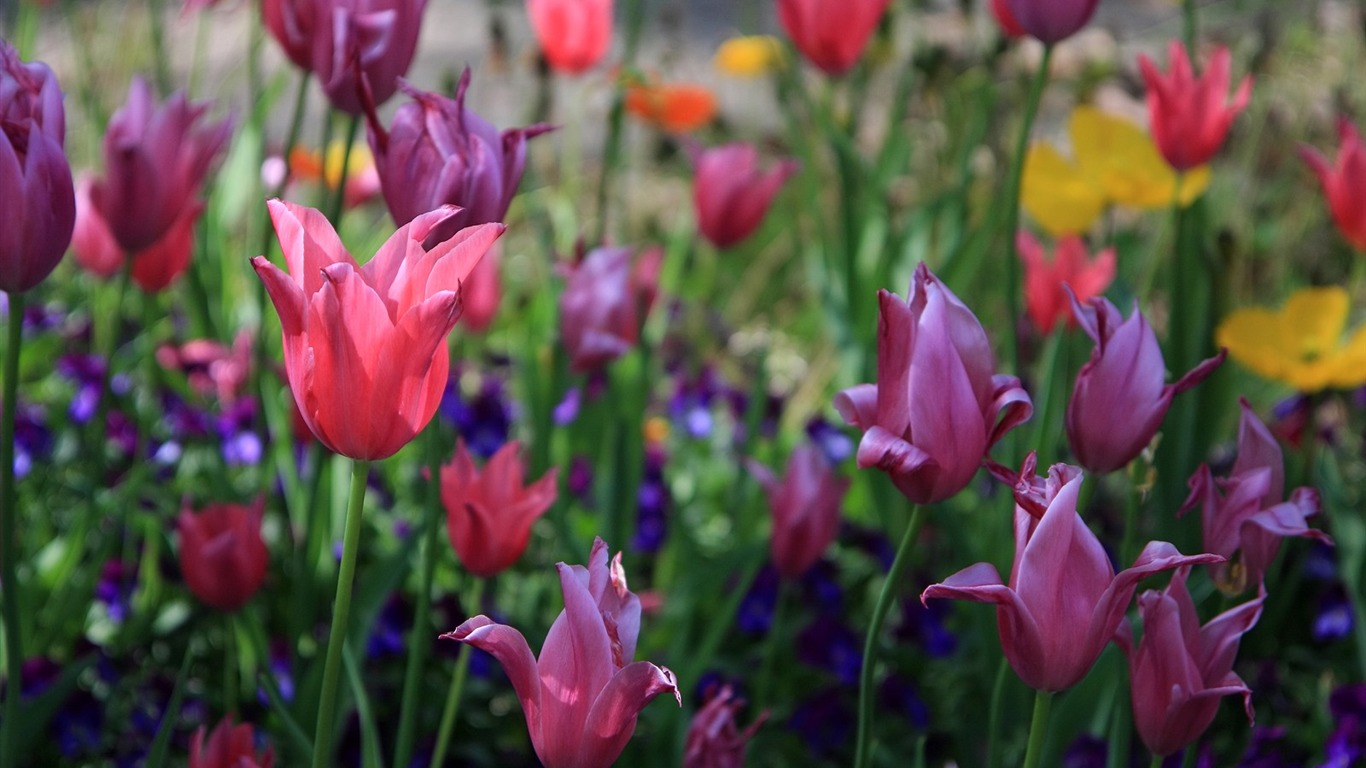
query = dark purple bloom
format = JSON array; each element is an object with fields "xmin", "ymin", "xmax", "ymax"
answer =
[
  {"xmin": 633, "ymin": 445, "xmax": 671, "ymax": 553},
  {"xmin": 217, "ymin": 398, "xmax": 263, "ymax": 466},
  {"xmin": 95, "ymin": 559, "xmax": 135, "ymax": 624},
  {"xmin": 795, "ymin": 618, "xmax": 862, "ymax": 685},
  {"xmin": 553, "ymin": 386, "xmax": 582, "ymax": 426},
  {"xmin": 876, "ymin": 674, "xmax": 929, "ymax": 729},
  {"xmin": 670, "ymin": 369, "xmax": 723, "ymax": 440},
  {"xmin": 1062, "ymin": 734, "xmax": 1109, "ymax": 768},
  {"xmin": 806, "ymin": 416, "xmax": 853, "ymax": 464},
  {"xmin": 897, "ymin": 594, "xmax": 957, "ymax": 658},
  {"xmin": 736, "ymin": 566, "xmax": 780, "ymax": 635},
  {"xmin": 799, "ymin": 560, "xmax": 845, "ymax": 614},
  {"xmin": 10, "ymin": 402, "xmax": 50, "ymax": 478},
  {"xmin": 368, "ymin": 595, "xmax": 411, "ymax": 658},
  {"xmin": 441, "ymin": 373, "xmax": 513, "ymax": 459},
  {"xmin": 787, "ymin": 688, "xmax": 853, "ymax": 759},
  {"xmin": 1315, "ymin": 586, "xmax": 1354, "ymax": 643}
]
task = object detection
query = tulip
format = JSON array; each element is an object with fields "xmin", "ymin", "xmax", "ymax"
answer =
[
  {"xmin": 0, "ymin": 40, "xmax": 75, "ymax": 294},
  {"xmin": 262, "ymin": 0, "xmax": 427, "ymax": 114},
  {"xmin": 834, "ymin": 262, "xmax": 1033, "ymax": 505},
  {"xmin": 189, "ymin": 717, "xmax": 275, "ymax": 768},
  {"xmin": 176, "ymin": 500, "xmax": 269, "ymax": 612},
  {"xmin": 1119, "ymin": 567, "xmax": 1263, "ymax": 757},
  {"xmin": 366, "ymin": 71, "xmax": 552, "ymax": 243},
  {"xmin": 1182, "ymin": 399, "xmax": 1328, "ymax": 594},
  {"xmin": 1016, "ymin": 231, "xmax": 1115, "ymax": 335},
  {"xmin": 1139, "ymin": 41, "xmax": 1252, "ymax": 172},
  {"xmin": 746, "ymin": 444, "xmax": 849, "ymax": 580},
  {"xmin": 442, "ymin": 538, "xmax": 682, "ymax": 768},
  {"xmin": 441, "ymin": 439, "xmax": 557, "ymax": 578},
  {"xmin": 776, "ymin": 0, "xmax": 891, "ymax": 76},
  {"xmin": 71, "ymin": 174, "xmax": 123, "ymax": 279},
  {"xmin": 460, "ymin": 239, "xmax": 502, "ymax": 332},
  {"xmin": 91, "ymin": 77, "xmax": 231, "ymax": 253},
  {"xmin": 252, "ymin": 200, "xmax": 503, "ymax": 460},
  {"xmin": 922, "ymin": 458, "xmax": 1221, "ymax": 692},
  {"xmin": 1301, "ymin": 117, "xmax": 1366, "ymax": 251},
  {"xmin": 73, "ymin": 173, "xmax": 206, "ymax": 292},
  {"xmin": 1003, "ymin": 0, "xmax": 1099, "ymax": 44},
  {"xmin": 684, "ymin": 685, "xmax": 766, "ymax": 768},
  {"xmin": 989, "ymin": 0, "xmax": 1025, "ymax": 38},
  {"xmin": 692, "ymin": 143, "xmax": 798, "ymax": 249},
  {"xmin": 526, "ymin": 0, "xmax": 613, "ymax": 75},
  {"xmin": 1066, "ymin": 293, "xmax": 1225, "ymax": 474},
  {"xmin": 559, "ymin": 246, "xmax": 657, "ymax": 373}
]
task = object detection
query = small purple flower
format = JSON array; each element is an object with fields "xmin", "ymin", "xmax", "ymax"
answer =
[
  {"xmin": 368, "ymin": 595, "xmax": 411, "ymax": 658},
  {"xmin": 441, "ymin": 373, "xmax": 513, "ymax": 459},
  {"xmin": 553, "ymin": 386, "xmax": 582, "ymax": 426},
  {"xmin": 897, "ymin": 593, "xmax": 957, "ymax": 658},
  {"xmin": 787, "ymin": 688, "xmax": 853, "ymax": 759},
  {"xmin": 567, "ymin": 455, "xmax": 594, "ymax": 502},
  {"xmin": 633, "ymin": 444, "xmax": 671, "ymax": 553},
  {"xmin": 736, "ymin": 566, "xmax": 780, "ymax": 635},
  {"xmin": 95, "ymin": 559, "xmax": 135, "ymax": 624},
  {"xmin": 795, "ymin": 618, "xmax": 862, "ymax": 685},
  {"xmin": 877, "ymin": 674, "xmax": 929, "ymax": 729},
  {"xmin": 1240, "ymin": 726, "xmax": 1302, "ymax": 768},
  {"xmin": 1315, "ymin": 586, "xmax": 1355, "ymax": 643},
  {"xmin": 54, "ymin": 690, "xmax": 103, "ymax": 758},
  {"xmin": 217, "ymin": 398, "xmax": 262, "ymax": 466},
  {"xmin": 10, "ymin": 402, "xmax": 51, "ymax": 478},
  {"xmin": 1062, "ymin": 734, "xmax": 1108, "ymax": 768},
  {"xmin": 258, "ymin": 639, "xmax": 295, "ymax": 704},
  {"xmin": 799, "ymin": 560, "xmax": 845, "ymax": 614},
  {"xmin": 670, "ymin": 368, "xmax": 723, "ymax": 439},
  {"xmin": 806, "ymin": 416, "xmax": 854, "ymax": 464}
]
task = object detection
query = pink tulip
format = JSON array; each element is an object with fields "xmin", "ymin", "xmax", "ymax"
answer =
[
  {"xmin": 1003, "ymin": 0, "xmax": 1099, "ymax": 44},
  {"xmin": 526, "ymin": 0, "xmax": 613, "ymax": 75},
  {"xmin": 746, "ymin": 444, "xmax": 849, "ymax": 580},
  {"xmin": 559, "ymin": 246, "xmax": 658, "ymax": 373},
  {"xmin": 176, "ymin": 500, "xmax": 269, "ymax": 613},
  {"xmin": 443, "ymin": 538, "xmax": 681, "ymax": 768},
  {"xmin": 776, "ymin": 0, "xmax": 891, "ymax": 76},
  {"xmin": 1119, "ymin": 567, "xmax": 1263, "ymax": 758},
  {"xmin": 91, "ymin": 77, "xmax": 231, "ymax": 253},
  {"xmin": 691, "ymin": 143, "xmax": 797, "ymax": 249},
  {"xmin": 834, "ymin": 262, "xmax": 1033, "ymax": 504},
  {"xmin": 252, "ymin": 200, "xmax": 502, "ymax": 460},
  {"xmin": 1139, "ymin": 41, "xmax": 1252, "ymax": 172},
  {"xmin": 684, "ymin": 685, "xmax": 766, "ymax": 768},
  {"xmin": 189, "ymin": 717, "xmax": 275, "ymax": 768},
  {"xmin": 923, "ymin": 458, "xmax": 1221, "ymax": 692},
  {"xmin": 71, "ymin": 174, "xmax": 123, "ymax": 279},
  {"xmin": 1301, "ymin": 117, "xmax": 1366, "ymax": 251},
  {"xmin": 441, "ymin": 439, "xmax": 557, "ymax": 578},
  {"xmin": 460, "ymin": 239, "xmax": 502, "ymax": 332},
  {"xmin": 0, "ymin": 40, "xmax": 75, "ymax": 293},
  {"xmin": 1182, "ymin": 399, "xmax": 1328, "ymax": 594},
  {"xmin": 1016, "ymin": 231, "xmax": 1115, "ymax": 335},
  {"xmin": 73, "ymin": 173, "xmax": 205, "ymax": 292},
  {"xmin": 1066, "ymin": 293, "xmax": 1225, "ymax": 474}
]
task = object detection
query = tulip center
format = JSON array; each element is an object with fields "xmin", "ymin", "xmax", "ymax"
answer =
[{"xmin": 1, "ymin": 119, "xmax": 30, "ymax": 160}]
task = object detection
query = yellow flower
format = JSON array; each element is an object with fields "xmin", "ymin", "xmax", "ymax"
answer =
[
  {"xmin": 1216, "ymin": 286, "xmax": 1366, "ymax": 392},
  {"xmin": 714, "ymin": 35, "xmax": 784, "ymax": 77},
  {"xmin": 1021, "ymin": 106, "xmax": 1211, "ymax": 237}
]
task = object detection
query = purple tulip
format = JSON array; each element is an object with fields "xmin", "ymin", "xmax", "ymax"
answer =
[
  {"xmin": 746, "ymin": 444, "xmax": 849, "ymax": 580},
  {"xmin": 90, "ymin": 77, "xmax": 231, "ymax": 253},
  {"xmin": 443, "ymin": 538, "xmax": 681, "ymax": 768},
  {"xmin": 691, "ymin": 143, "xmax": 797, "ymax": 249},
  {"xmin": 0, "ymin": 40, "xmax": 75, "ymax": 293},
  {"xmin": 1004, "ymin": 0, "xmax": 1100, "ymax": 44},
  {"xmin": 1120, "ymin": 567, "xmax": 1264, "ymax": 757},
  {"xmin": 1066, "ymin": 293, "xmax": 1225, "ymax": 474},
  {"xmin": 1182, "ymin": 399, "xmax": 1329, "ymax": 594},
  {"xmin": 834, "ymin": 262, "xmax": 1032, "ymax": 504},
  {"xmin": 922, "ymin": 458, "xmax": 1221, "ymax": 692},
  {"xmin": 558, "ymin": 246, "xmax": 659, "ymax": 373}
]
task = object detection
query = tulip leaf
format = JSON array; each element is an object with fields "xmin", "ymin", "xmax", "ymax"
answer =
[{"xmin": 143, "ymin": 644, "xmax": 195, "ymax": 768}]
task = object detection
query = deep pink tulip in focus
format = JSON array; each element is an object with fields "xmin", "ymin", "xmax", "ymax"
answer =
[
  {"xmin": 989, "ymin": 0, "xmax": 1026, "ymax": 38},
  {"xmin": 692, "ymin": 143, "xmax": 797, "ymax": 249},
  {"xmin": 1003, "ymin": 0, "xmax": 1099, "ymax": 44},
  {"xmin": 177, "ymin": 500, "xmax": 269, "ymax": 613},
  {"xmin": 0, "ymin": 39, "xmax": 75, "ymax": 293},
  {"xmin": 683, "ymin": 685, "xmax": 766, "ymax": 768},
  {"xmin": 559, "ymin": 246, "xmax": 659, "ymax": 373},
  {"xmin": 922, "ymin": 458, "xmax": 1221, "ymax": 692},
  {"xmin": 746, "ymin": 444, "xmax": 849, "ymax": 580},
  {"xmin": 1301, "ymin": 117, "xmax": 1366, "ymax": 251},
  {"xmin": 91, "ymin": 76, "xmax": 231, "ymax": 253},
  {"xmin": 189, "ymin": 717, "xmax": 275, "ymax": 768},
  {"xmin": 1066, "ymin": 293, "xmax": 1225, "ymax": 474},
  {"xmin": 526, "ymin": 0, "xmax": 613, "ymax": 75},
  {"xmin": 777, "ymin": 0, "xmax": 891, "ymax": 76},
  {"xmin": 1182, "ymin": 399, "xmax": 1328, "ymax": 594},
  {"xmin": 1017, "ymin": 231, "xmax": 1115, "ymax": 334},
  {"xmin": 1120, "ymin": 567, "xmax": 1263, "ymax": 758},
  {"xmin": 443, "ymin": 538, "xmax": 681, "ymax": 768},
  {"xmin": 441, "ymin": 439, "xmax": 557, "ymax": 578},
  {"xmin": 1139, "ymin": 41, "xmax": 1252, "ymax": 172},
  {"xmin": 252, "ymin": 200, "xmax": 503, "ymax": 460},
  {"xmin": 834, "ymin": 263, "xmax": 1033, "ymax": 505}
]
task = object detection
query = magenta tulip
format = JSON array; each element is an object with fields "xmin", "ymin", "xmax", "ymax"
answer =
[
  {"xmin": 776, "ymin": 0, "xmax": 891, "ymax": 76},
  {"xmin": 559, "ymin": 246, "xmax": 659, "ymax": 373},
  {"xmin": 923, "ymin": 458, "xmax": 1221, "ymax": 692},
  {"xmin": 746, "ymin": 444, "xmax": 849, "ymax": 580},
  {"xmin": 684, "ymin": 685, "xmax": 766, "ymax": 768},
  {"xmin": 1120, "ymin": 567, "xmax": 1263, "ymax": 758},
  {"xmin": 1004, "ymin": 0, "xmax": 1099, "ymax": 44},
  {"xmin": 443, "ymin": 538, "xmax": 681, "ymax": 768},
  {"xmin": 834, "ymin": 262, "xmax": 1032, "ymax": 505},
  {"xmin": 0, "ymin": 40, "xmax": 75, "ymax": 293},
  {"xmin": 691, "ymin": 143, "xmax": 797, "ymax": 249},
  {"xmin": 1066, "ymin": 293, "xmax": 1225, "ymax": 474}
]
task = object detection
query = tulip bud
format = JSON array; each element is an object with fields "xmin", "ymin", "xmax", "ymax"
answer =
[
  {"xmin": 441, "ymin": 439, "xmax": 557, "ymax": 578},
  {"xmin": 746, "ymin": 444, "xmax": 849, "ymax": 580},
  {"xmin": 525, "ymin": 0, "xmax": 613, "ymax": 75},
  {"xmin": 1003, "ymin": 0, "xmax": 1099, "ymax": 44},
  {"xmin": 176, "ymin": 500, "xmax": 269, "ymax": 612},
  {"xmin": 0, "ymin": 40, "xmax": 75, "ymax": 293},
  {"xmin": 691, "ymin": 143, "xmax": 797, "ymax": 250},
  {"xmin": 776, "ymin": 0, "xmax": 891, "ymax": 76}
]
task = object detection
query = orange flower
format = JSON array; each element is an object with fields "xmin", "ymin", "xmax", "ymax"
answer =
[{"xmin": 625, "ymin": 80, "xmax": 716, "ymax": 133}]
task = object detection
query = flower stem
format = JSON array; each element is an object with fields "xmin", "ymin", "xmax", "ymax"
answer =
[
  {"xmin": 430, "ymin": 577, "xmax": 485, "ymax": 768},
  {"xmin": 1021, "ymin": 689, "xmax": 1055, "ymax": 768},
  {"xmin": 310, "ymin": 459, "xmax": 370, "ymax": 768},
  {"xmin": 223, "ymin": 613, "xmax": 238, "ymax": 716},
  {"xmin": 986, "ymin": 656, "xmax": 1010, "ymax": 768},
  {"xmin": 0, "ymin": 290, "xmax": 27, "ymax": 768},
  {"xmin": 1182, "ymin": 0, "xmax": 1198, "ymax": 55},
  {"xmin": 327, "ymin": 114, "xmax": 362, "ymax": 227},
  {"xmin": 853, "ymin": 504, "xmax": 926, "ymax": 768},
  {"xmin": 1150, "ymin": 754, "xmax": 1164, "ymax": 768}
]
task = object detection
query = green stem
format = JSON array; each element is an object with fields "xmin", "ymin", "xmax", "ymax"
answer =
[
  {"xmin": 756, "ymin": 579, "xmax": 792, "ymax": 710},
  {"xmin": 0, "ymin": 290, "xmax": 27, "ymax": 768},
  {"xmin": 592, "ymin": 0, "xmax": 645, "ymax": 244},
  {"xmin": 853, "ymin": 504, "xmax": 926, "ymax": 768},
  {"xmin": 985, "ymin": 656, "xmax": 1010, "ymax": 768},
  {"xmin": 147, "ymin": 0, "xmax": 173, "ymax": 95},
  {"xmin": 327, "ymin": 114, "xmax": 362, "ymax": 227},
  {"xmin": 1120, "ymin": 461, "xmax": 1143, "ymax": 567},
  {"xmin": 1182, "ymin": 0, "xmax": 1198, "ymax": 55},
  {"xmin": 430, "ymin": 577, "xmax": 486, "ymax": 768},
  {"xmin": 224, "ymin": 613, "xmax": 238, "ymax": 717},
  {"xmin": 1021, "ymin": 689, "xmax": 1055, "ymax": 768},
  {"xmin": 1150, "ymin": 754, "xmax": 1164, "ymax": 768},
  {"xmin": 310, "ymin": 459, "xmax": 370, "ymax": 768}
]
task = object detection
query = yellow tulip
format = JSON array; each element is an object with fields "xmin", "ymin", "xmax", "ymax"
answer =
[{"xmin": 1216, "ymin": 286, "xmax": 1366, "ymax": 392}]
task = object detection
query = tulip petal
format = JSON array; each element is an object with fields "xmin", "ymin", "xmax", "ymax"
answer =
[
  {"xmin": 268, "ymin": 199, "xmax": 352, "ymax": 297},
  {"xmin": 537, "ymin": 561, "xmax": 618, "ymax": 765},
  {"xmin": 442, "ymin": 617, "xmax": 543, "ymax": 743},
  {"xmin": 577, "ymin": 661, "xmax": 681, "ymax": 768}
]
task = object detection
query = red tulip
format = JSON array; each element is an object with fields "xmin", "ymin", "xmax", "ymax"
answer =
[
  {"xmin": 1139, "ymin": 41, "xmax": 1252, "ymax": 172},
  {"xmin": 441, "ymin": 439, "xmax": 557, "ymax": 577},
  {"xmin": 1181, "ymin": 399, "xmax": 1328, "ymax": 594},
  {"xmin": 443, "ymin": 538, "xmax": 681, "ymax": 768},
  {"xmin": 1017, "ymin": 231, "xmax": 1115, "ymax": 334},
  {"xmin": 1003, "ymin": 0, "xmax": 1099, "ymax": 44},
  {"xmin": 989, "ymin": 0, "xmax": 1025, "ymax": 38},
  {"xmin": 684, "ymin": 685, "xmax": 766, "ymax": 768},
  {"xmin": 559, "ymin": 246, "xmax": 657, "ymax": 373},
  {"xmin": 923, "ymin": 458, "xmax": 1221, "ymax": 692},
  {"xmin": 1120, "ymin": 567, "xmax": 1263, "ymax": 758},
  {"xmin": 176, "ymin": 500, "xmax": 268, "ymax": 612},
  {"xmin": 0, "ymin": 40, "xmax": 75, "ymax": 293},
  {"xmin": 189, "ymin": 717, "xmax": 275, "ymax": 768},
  {"xmin": 691, "ymin": 143, "xmax": 797, "ymax": 249},
  {"xmin": 776, "ymin": 0, "xmax": 891, "ymax": 76},
  {"xmin": 526, "ymin": 0, "xmax": 613, "ymax": 75},
  {"xmin": 252, "ymin": 200, "xmax": 502, "ymax": 460},
  {"xmin": 746, "ymin": 444, "xmax": 849, "ymax": 580},
  {"xmin": 834, "ymin": 263, "xmax": 1033, "ymax": 504},
  {"xmin": 1301, "ymin": 117, "xmax": 1366, "ymax": 251}
]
